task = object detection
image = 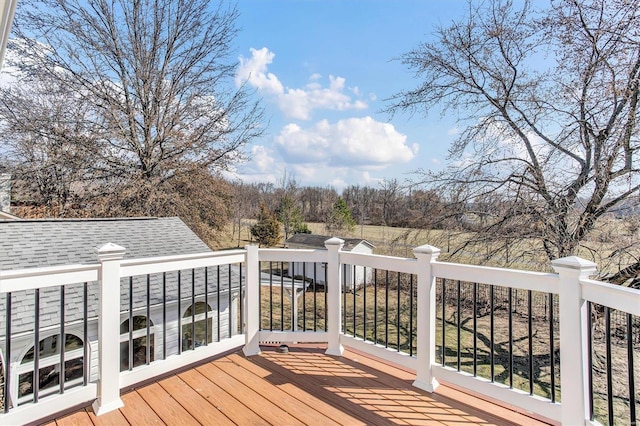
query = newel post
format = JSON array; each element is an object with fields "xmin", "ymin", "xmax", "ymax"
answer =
[
  {"xmin": 552, "ymin": 256, "xmax": 597, "ymax": 426},
  {"xmin": 243, "ymin": 245, "xmax": 261, "ymax": 356},
  {"xmin": 412, "ymin": 244, "xmax": 440, "ymax": 392},
  {"xmin": 92, "ymin": 243, "xmax": 126, "ymax": 416},
  {"xmin": 325, "ymin": 237, "xmax": 344, "ymax": 356}
]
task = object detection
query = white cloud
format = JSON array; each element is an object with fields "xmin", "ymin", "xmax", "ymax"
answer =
[
  {"xmin": 236, "ymin": 47, "xmax": 284, "ymax": 95},
  {"xmin": 237, "ymin": 47, "xmax": 369, "ymax": 120},
  {"xmin": 224, "ymin": 144, "xmax": 280, "ymax": 184},
  {"xmin": 278, "ymin": 75, "xmax": 368, "ymax": 120},
  {"xmin": 275, "ymin": 116, "xmax": 417, "ymax": 167},
  {"xmin": 447, "ymin": 126, "xmax": 459, "ymax": 136},
  {"xmin": 228, "ymin": 117, "xmax": 417, "ymax": 189},
  {"xmin": 251, "ymin": 145, "xmax": 276, "ymax": 172}
]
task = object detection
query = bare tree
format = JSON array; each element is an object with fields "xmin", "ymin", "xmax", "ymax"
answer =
[
  {"xmin": 8, "ymin": 0, "xmax": 263, "ymax": 196},
  {"xmin": 388, "ymin": 0, "xmax": 640, "ymax": 286},
  {"xmin": 0, "ymin": 75, "xmax": 98, "ymax": 214}
]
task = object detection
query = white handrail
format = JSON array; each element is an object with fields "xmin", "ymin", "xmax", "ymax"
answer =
[
  {"xmin": 580, "ymin": 278, "xmax": 640, "ymax": 316},
  {"xmin": 120, "ymin": 250, "xmax": 246, "ymax": 277},
  {"xmin": 340, "ymin": 251, "xmax": 419, "ymax": 274},
  {"xmin": 433, "ymin": 262, "xmax": 559, "ymax": 292},
  {"xmin": 0, "ymin": 263, "xmax": 99, "ymax": 292},
  {"xmin": 257, "ymin": 248, "xmax": 327, "ymax": 263}
]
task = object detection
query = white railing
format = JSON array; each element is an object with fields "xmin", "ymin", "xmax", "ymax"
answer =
[
  {"xmin": 0, "ymin": 244, "xmax": 246, "ymax": 425},
  {"xmin": 1, "ymin": 239, "xmax": 638, "ymax": 425}
]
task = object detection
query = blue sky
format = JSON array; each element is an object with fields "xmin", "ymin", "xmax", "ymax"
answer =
[
  {"xmin": 1, "ymin": 0, "xmax": 472, "ymax": 190},
  {"xmin": 229, "ymin": 0, "xmax": 470, "ymax": 189}
]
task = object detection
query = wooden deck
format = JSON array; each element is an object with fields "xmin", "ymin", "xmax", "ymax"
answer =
[{"xmin": 42, "ymin": 345, "xmax": 551, "ymax": 425}]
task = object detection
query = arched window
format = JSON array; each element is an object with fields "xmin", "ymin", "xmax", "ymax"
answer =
[
  {"xmin": 17, "ymin": 334, "xmax": 84, "ymax": 400},
  {"xmin": 182, "ymin": 302, "xmax": 213, "ymax": 351},
  {"xmin": 120, "ymin": 316, "xmax": 154, "ymax": 371}
]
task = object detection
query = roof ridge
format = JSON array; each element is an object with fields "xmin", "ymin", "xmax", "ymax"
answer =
[{"xmin": 0, "ymin": 217, "xmax": 167, "ymax": 223}]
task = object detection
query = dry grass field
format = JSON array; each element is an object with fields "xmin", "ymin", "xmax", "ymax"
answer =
[{"xmin": 214, "ymin": 219, "xmax": 638, "ymax": 277}]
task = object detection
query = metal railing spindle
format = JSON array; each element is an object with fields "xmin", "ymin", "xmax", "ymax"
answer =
[
  {"xmin": 280, "ymin": 262, "xmax": 284, "ymax": 332},
  {"xmin": 374, "ymin": 269, "xmax": 378, "ymax": 344},
  {"xmin": 146, "ymin": 275, "xmax": 151, "ymax": 362},
  {"xmin": 409, "ymin": 274, "xmax": 414, "ymax": 356},
  {"xmin": 528, "ymin": 290, "xmax": 533, "ymax": 395},
  {"xmin": 627, "ymin": 313, "xmax": 637, "ymax": 425},
  {"xmin": 313, "ymin": 263, "xmax": 318, "ymax": 331},
  {"xmin": 302, "ymin": 263, "xmax": 306, "ymax": 331},
  {"xmin": 354, "ymin": 266, "xmax": 357, "ymax": 338},
  {"xmin": 549, "ymin": 292, "xmax": 556, "ymax": 403},
  {"xmin": 490, "ymin": 284, "xmax": 495, "ymax": 382},
  {"xmin": 191, "ymin": 269, "xmax": 196, "ymax": 350},
  {"xmin": 4, "ymin": 292, "xmax": 11, "ymax": 413},
  {"xmin": 587, "ymin": 301, "xmax": 594, "ymax": 420},
  {"xmin": 442, "ymin": 279, "xmax": 446, "ymax": 366},
  {"xmin": 508, "ymin": 287, "xmax": 513, "ymax": 388},
  {"xmin": 59, "ymin": 286, "xmax": 65, "ymax": 394},
  {"xmin": 83, "ymin": 283, "xmax": 89, "ymax": 386},
  {"xmin": 324, "ymin": 264, "xmax": 328, "ymax": 332},
  {"xmin": 128, "ymin": 277, "xmax": 134, "ymax": 367},
  {"xmin": 269, "ymin": 262, "xmax": 273, "ymax": 331},
  {"xmin": 239, "ymin": 264, "xmax": 243, "ymax": 336},
  {"xmin": 34, "ymin": 288, "xmax": 40, "ymax": 402},
  {"xmin": 605, "ymin": 306, "xmax": 614, "ymax": 426},
  {"xmin": 229, "ymin": 264, "xmax": 232, "ymax": 337},
  {"xmin": 473, "ymin": 282, "xmax": 477, "ymax": 377},
  {"xmin": 457, "ymin": 280, "xmax": 461, "ymax": 371},
  {"xmin": 217, "ymin": 266, "xmax": 221, "ymax": 342},
  {"xmin": 177, "ymin": 272, "xmax": 182, "ymax": 354},
  {"xmin": 162, "ymin": 272, "xmax": 167, "ymax": 359},
  {"xmin": 397, "ymin": 272, "xmax": 401, "ymax": 351},
  {"xmin": 343, "ymin": 264, "xmax": 347, "ymax": 334},
  {"xmin": 291, "ymin": 263, "xmax": 295, "ymax": 331},
  {"xmin": 385, "ymin": 270, "xmax": 390, "ymax": 348},
  {"xmin": 205, "ymin": 268, "xmax": 209, "ymax": 345}
]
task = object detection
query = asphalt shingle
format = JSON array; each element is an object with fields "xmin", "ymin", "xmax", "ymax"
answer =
[{"xmin": 0, "ymin": 217, "xmax": 211, "ymax": 269}]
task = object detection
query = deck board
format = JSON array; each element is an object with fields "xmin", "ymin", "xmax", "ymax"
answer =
[
  {"xmin": 157, "ymin": 375, "xmax": 235, "ymax": 426},
  {"xmin": 136, "ymin": 382, "xmax": 200, "ymax": 426},
  {"xmin": 42, "ymin": 344, "xmax": 552, "ymax": 426},
  {"xmin": 215, "ymin": 355, "xmax": 342, "ymax": 426},
  {"xmin": 52, "ymin": 410, "xmax": 93, "ymax": 426},
  {"xmin": 196, "ymin": 361, "xmax": 304, "ymax": 425},
  {"xmin": 177, "ymin": 368, "xmax": 270, "ymax": 425},
  {"xmin": 226, "ymin": 352, "xmax": 366, "ymax": 425},
  {"xmin": 119, "ymin": 391, "xmax": 165, "ymax": 425}
]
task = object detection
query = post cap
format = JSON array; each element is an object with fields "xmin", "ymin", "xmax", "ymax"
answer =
[
  {"xmin": 413, "ymin": 244, "xmax": 441, "ymax": 256},
  {"xmin": 551, "ymin": 256, "xmax": 597, "ymax": 274},
  {"xmin": 95, "ymin": 242, "xmax": 126, "ymax": 261},
  {"xmin": 324, "ymin": 237, "xmax": 345, "ymax": 248}
]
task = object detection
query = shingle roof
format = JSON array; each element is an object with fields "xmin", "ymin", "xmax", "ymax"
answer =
[
  {"xmin": 0, "ymin": 217, "xmax": 211, "ymax": 270},
  {"xmin": 284, "ymin": 233, "xmax": 374, "ymax": 252}
]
